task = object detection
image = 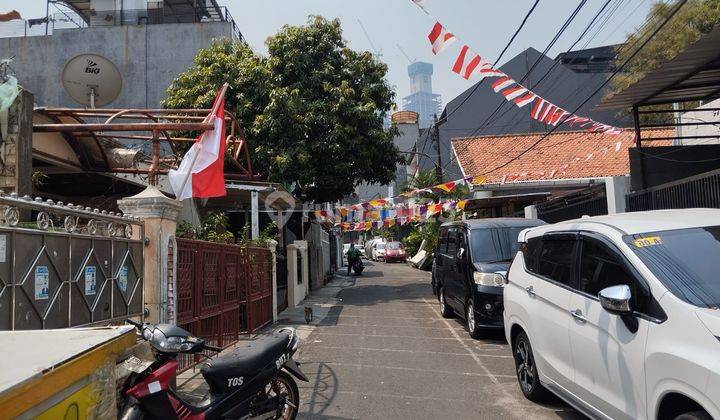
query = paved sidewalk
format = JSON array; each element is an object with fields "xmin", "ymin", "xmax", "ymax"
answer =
[{"xmin": 176, "ymin": 273, "xmax": 356, "ymax": 400}]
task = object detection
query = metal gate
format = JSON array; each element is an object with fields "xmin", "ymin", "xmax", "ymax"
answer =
[
  {"xmin": 175, "ymin": 239, "xmax": 273, "ymax": 371},
  {"xmin": 536, "ymin": 186, "xmax": 608, "ymax": 224},
  {"xmin": 0, "ymin": 193, "xmax": 144, "ymax": 330}
]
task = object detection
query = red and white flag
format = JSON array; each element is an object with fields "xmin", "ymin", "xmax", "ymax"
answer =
[
  {"xmin": 530, "ymin": 97, "xmax": 548, "ymax": 120},
  {"xmin": 492, "ymin": 76, "xmax": 515, "ymax": 93},
  {"xmin": 478, "ymin": 65, "xmax": 505, "ymax": 78},
  {"xmin": 428, "ymin": 22, "xmax": 455, "ymax": 55},
  {"xmin": 501, "ymin": 85, "xmax": 528, "ymax": 101},
  {"xmin": 513, "ymin": 92, "xmax": 536, "ymax": 107},
  {"xmin": 452, "ymin": 45, "xmax": 485, "ymax": 80},
  {"xmin": 168, "ymin": 87, "xmax": 227, "ymax": 200}
]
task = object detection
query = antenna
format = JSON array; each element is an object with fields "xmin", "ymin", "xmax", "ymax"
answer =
[
  {"xmin": 357, "ymin": 19, "xmax": 380, "ymax": 56},
  {"xmin": 396, "ymin": 44, "xmax": 415, "ymax": 64},
  {"xmin": 61, "ymin": 54, "xmax": 122, "ymax": 108}
]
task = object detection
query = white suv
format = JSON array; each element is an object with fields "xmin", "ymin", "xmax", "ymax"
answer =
[{"xmin": 504, "ymin": 209, "xmax": 720, "ymax": 420}]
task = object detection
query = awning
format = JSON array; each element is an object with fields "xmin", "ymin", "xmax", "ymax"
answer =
[{"xmin": 597, "ymin": 25, "xmax": 720, "ymax": 109}]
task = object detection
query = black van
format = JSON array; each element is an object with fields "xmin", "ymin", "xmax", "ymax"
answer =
[{"xmin": 432, "ymin": 218, "xmax": 546, "ymax": 338}]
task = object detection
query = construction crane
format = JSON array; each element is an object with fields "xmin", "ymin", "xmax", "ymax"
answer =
[
  {"xmin": 396, "ymin": 44, "xmax": 415, "ymax": 64},
  {"xmin": 357, "ymin": 19, "xmax": 380, "ymax": 56}
]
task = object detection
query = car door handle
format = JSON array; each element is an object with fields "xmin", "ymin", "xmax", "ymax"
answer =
[
  {"xmin": 525, "ymin": 286, "xmax": 535, "ymax": 297},
  {"xmin": 570, "ymin": 309, "xmax": 587, "ymax": 323}
]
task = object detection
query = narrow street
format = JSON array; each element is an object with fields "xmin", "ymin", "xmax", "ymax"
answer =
[{"xmin": 294, "ymin": 261, "xmax": 583, "ymax": 419}]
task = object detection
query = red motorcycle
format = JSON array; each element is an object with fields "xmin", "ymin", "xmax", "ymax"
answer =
[{"xmin": 119, "ymin": 320, "xmax": 308, "ymax": 419}]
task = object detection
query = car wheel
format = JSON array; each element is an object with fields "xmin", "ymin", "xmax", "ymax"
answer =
[
  {"xmin": 466, "ymin": 299, "xmax": 482, "ymax": 339},
  {"xmin": 513, "ymin": 331, "xmax": 550, "ymax": 402},
  {"xmin": 675, "ymin": 411, "xmax": 712, "ymax": 420},
  {"xmin": 439, "ymin": 287, "xmax": 453, "ymax": 318}
]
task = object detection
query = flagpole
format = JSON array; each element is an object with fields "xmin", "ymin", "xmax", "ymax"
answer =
[{"xmin": 175, "ymin": 82, "xmax": 229, "ymax": 200}]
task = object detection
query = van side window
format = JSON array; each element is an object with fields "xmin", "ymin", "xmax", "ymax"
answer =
[
  {"xmin": 579, "ymin": 237, "xmax": 647, "ymax": 312},
  {"xmin": 523, "ymin": 237, "xmax": 542, "ymax": 273},
  {"xmin": 438, "ymin": 228, "xmax": 448, "ymax": 254},
  {"xmin": 536, "ymin": 239, "xmax": 576, "ymax": 286},
  {"xmin": 446, "ymin": 229, "xmax": 457, "ymax": 255}
]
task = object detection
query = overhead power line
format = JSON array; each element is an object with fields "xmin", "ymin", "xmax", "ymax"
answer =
[{"xmin": 476, "ymin": 0, "xmax": 689, "ymax": 177}]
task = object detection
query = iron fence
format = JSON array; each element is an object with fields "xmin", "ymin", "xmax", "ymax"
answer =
[
  {"xmin": 175, "ymin": 239, "xmax": 273, "ymax": 371},
  {"xmin": 0, "ymin": 193, "xmax": 144, "ymax": 330},
  {"xmin": 537, "ymin": 186, "xmax": 608, "ymax": 224},
  {"xmin": 627, "ymin": 168, "xmax": 720, "ymax": 211}
]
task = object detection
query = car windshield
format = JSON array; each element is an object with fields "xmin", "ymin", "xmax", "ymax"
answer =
[
  {"xmin": 376, "ymin": 243, "xmax": 385, "ymax": 250},
  {"xmin": 387, "ymin": 242, "xmax": 403, "ymax": 250},
  {"xmin": 470, "ymin": 227, "xmax": 528, "ymax": 263},
  {"xmin": 624, "ymin": 226, "xmax": 720, "ymax": 308}
]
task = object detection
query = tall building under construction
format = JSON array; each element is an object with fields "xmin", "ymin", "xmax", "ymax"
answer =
[{"xmin": 402, "ymin": 62, "xmax": 441, "ymax": 129}]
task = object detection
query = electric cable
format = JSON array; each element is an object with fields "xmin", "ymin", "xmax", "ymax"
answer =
[{"xmin": 476, "ymin": 0, "xmax": 689, "ymax": 177}]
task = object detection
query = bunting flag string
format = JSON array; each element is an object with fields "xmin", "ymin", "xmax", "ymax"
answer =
[
  {"xmin": 336, "ymin": 197, "xmax": 472, "ymax": 231},
  {"xmin": 411, "ymin": 1, "xmax": 621, "ymax": 135}
]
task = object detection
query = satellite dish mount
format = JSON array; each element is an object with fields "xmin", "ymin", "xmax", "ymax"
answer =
[{"xmin": 61, "ymin": 54, "xmax": 122, "ymax": 108}]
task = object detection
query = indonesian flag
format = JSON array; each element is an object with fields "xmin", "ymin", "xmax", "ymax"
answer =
[
  {"xmin": 428, "ymin": 22, "xmax": 456, "ymax": 55},
  {"xmin": 168, "ymin": 89, "xmax": 226, "ymax": 200}
]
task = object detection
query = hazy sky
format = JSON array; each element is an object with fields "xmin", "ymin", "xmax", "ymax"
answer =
[{"xmin": 2, "ymin": 0, "xmax": 654, "ymax": 109}]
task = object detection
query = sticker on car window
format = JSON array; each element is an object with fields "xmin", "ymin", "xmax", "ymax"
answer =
[{"xmin": 633, "ymin": 236, "xmax": 663, "ymax": 248}]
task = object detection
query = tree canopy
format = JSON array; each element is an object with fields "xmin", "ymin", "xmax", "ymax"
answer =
[
  {"xmin": 163, "ymin": 16, "xmax": 402, "ymax": 203},
  {"xmin": 612, "ymin": 0, "xmax": 720, "ymax": 94}
]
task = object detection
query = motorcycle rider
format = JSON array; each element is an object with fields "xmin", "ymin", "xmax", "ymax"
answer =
[{"xmin": 346, "ymin": 243, "xmax": 361, "ymax": 275}]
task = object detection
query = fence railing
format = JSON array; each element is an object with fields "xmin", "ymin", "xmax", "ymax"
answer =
[
  {"xmin": 627, "ymin": 168, "xmax": 720, "ymax": 212},
  {"xmin": 175, "ymin": 239, "xmax": 272, "ymax": 371},
  {"xmin": 537, "ymin": 186, "xmax": 608, "ymax": 224},
  {"xmin": 0, "ymin": 192, "xmax": 144, "ymax": 330},
  {"xmin": 1, "ymin": 7, "xmax": 243, "ymax": 40}
]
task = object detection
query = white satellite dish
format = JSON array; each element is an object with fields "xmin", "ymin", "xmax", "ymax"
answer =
[{"xmin": 61, "ymin": 54, "xmax": 122, "ymax": 108}]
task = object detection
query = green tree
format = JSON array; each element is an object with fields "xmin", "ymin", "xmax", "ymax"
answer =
[
  {"xmin": 164, "ymin": 16, "xmax": 402, "ymax": 202},
  {"xmin": 612, "ymin": 0, "xmax": 720, "ymax": 94}
]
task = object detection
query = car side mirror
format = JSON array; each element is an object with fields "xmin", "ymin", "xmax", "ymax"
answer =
[
  {"xmin": 457, "ymin": 247, "xmax": 465, "ymax": 260},
  {"xmin": 599, "ymin": 285, "xmax": 633, "ymax": 315}
]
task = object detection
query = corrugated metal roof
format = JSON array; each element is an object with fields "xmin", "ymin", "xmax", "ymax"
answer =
[{"xmin": 597, "ymin": 25, "xmax": 720, "ymax": 109}]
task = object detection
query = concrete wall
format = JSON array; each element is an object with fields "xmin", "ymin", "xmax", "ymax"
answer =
[
  {"xmin": 679, "ymin": 98, "xmax": 720, "ymax": 145},
  {"xmin": 0, "ymin": 22, "xmax": 233, "ymax": 108}
]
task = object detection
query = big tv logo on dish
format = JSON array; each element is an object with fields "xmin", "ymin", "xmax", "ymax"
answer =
[{"xmin": 84, "ymin": 59, "xmax": 100, "ymax": 74}]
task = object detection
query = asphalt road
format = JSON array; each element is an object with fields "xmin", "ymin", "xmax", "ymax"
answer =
[{"xmin": 294, "ymin": 260, "xmax": 583, "ymax": 420}]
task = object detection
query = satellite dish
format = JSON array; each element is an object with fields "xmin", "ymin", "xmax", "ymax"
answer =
[{"xmin": 61, "ymin": 54, "xmax": 122, "ymax": 108}]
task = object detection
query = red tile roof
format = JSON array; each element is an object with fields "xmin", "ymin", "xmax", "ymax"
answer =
[{"xmin": 452, "ymin": 129, "xmax": 673, "ymax": 184}]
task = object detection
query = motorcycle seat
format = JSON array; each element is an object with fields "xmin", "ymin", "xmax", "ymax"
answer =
[{"xmin": 200, "ymin": 332, "xmax": 291, "ymax": 393}]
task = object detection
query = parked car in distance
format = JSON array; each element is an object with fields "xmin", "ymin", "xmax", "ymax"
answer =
[
  {"xmin": 384, "ymin": 241, "xmax": 406, "ymax": 262},
  {"xmin": 371, "ymin": 242, "xmax": 386, "ymax": 261},
  {"xmin": 504, "ymin": 209, "xmax": 720, "ymax": 420},
  {"xmin": 364, "ymin": 238, "xmax": 384, "ymax": 259},
  {"xmin": 433, "ymin": 218, "xmax": 546, "ymax": 339}
]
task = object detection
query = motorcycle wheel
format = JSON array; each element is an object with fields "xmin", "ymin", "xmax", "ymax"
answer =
[{"xmin": 265, "ymin": 370, "xmax": 300, "ymax": 420}]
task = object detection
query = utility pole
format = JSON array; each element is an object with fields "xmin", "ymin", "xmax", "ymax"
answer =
[{"xmin": 431, "ymin": 114, "xmax": 443, "ymax": 182}]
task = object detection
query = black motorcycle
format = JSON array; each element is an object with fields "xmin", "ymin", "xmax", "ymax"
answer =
[
  {"xmin": 351, "ymin": 258, "xmax": 364, "ymax": 275},
  {"xmin": 119, "ymin": 320, "xmax": 308, "ymax": 419}
]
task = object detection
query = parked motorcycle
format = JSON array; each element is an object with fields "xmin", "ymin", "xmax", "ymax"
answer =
[
  {"xmin": 352, "ymin": 258, "xmax": 364, "ymax": 275},
  {"xmin": 119, "ymin": 320, "xmax": 308, "ymax": 420}
]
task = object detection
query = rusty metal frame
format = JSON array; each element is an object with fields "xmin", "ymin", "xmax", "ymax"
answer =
[{"xmin": 33, "ymin": 105, "xmax": 258, "ymax": 185}]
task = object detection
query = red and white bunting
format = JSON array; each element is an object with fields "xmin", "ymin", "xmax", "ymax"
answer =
[
  {"xmin": 492, "ymin": 77, "xmax": 515, "ymax": 93},
  {"xmin": 428, "ymin": 22, "xmax": 456, "ymax": 55},
  {"xmin": 452, "ymin": 45, "xmax": 486, "ymax": 80},
  {"xmin": 513, "ymin": 92, "xmax": 536, "ymax": 107},
  {"xmin": 419, "ymin": 15, "xmax": 622, "ymax": 135},
  {"xmin": 501, "ymin": 85, "xmax": 528, "ymax": 101}
]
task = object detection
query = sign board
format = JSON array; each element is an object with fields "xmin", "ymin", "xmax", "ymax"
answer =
[{"xmin": 35, "ymin": 266, "xmax": 49, "ymax": 300}]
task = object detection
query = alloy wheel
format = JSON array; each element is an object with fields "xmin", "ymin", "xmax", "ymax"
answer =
[
  {"xmin": 515, "ymin": 339, "xmax": 535, "ymax": 393},
  {"xmin": 467, "ymin": 304, "xmax": 476, "ymax": 333}
]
